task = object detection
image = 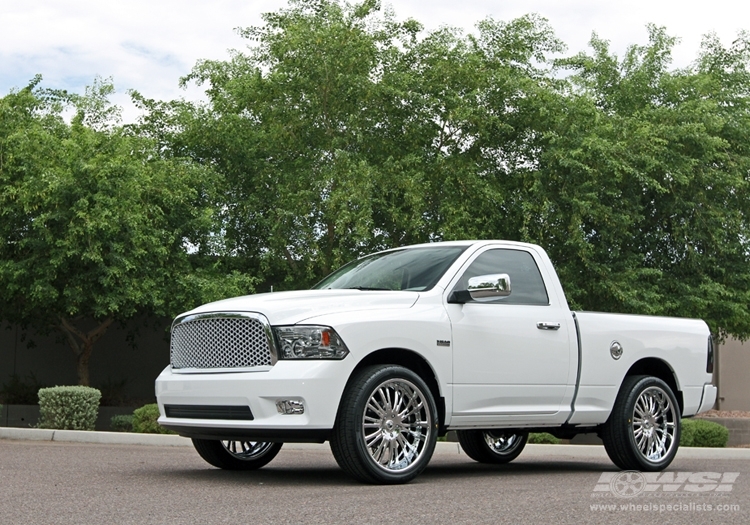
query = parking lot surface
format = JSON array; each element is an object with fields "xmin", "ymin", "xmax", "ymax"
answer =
[{"xmin": 1, "ymin": 437, "xmax": 748, "ymax": 524}]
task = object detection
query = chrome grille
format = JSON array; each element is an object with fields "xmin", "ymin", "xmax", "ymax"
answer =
[{"xmin": 170, "ymin": 314, "xmax": 274, "ymax": 370}]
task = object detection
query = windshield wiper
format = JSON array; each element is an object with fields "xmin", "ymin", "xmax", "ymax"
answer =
[{"xmin": 346, "ymin": 286, "xmax": 392, "ymax": 291}]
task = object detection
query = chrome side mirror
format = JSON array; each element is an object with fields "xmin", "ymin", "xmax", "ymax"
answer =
[{"xmin": 467, "ymin": 273, "xmax": 512, "ymax": 301}]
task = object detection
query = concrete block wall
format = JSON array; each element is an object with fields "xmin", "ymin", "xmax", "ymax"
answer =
[
  {"xmin": 1, "ymin": 404, "xmax": 140, "ymax": 431},
  {"xmin": 1, "ymin": 318, "xmax": 171, "ymax": 404},
  {"xmin": 1, "ymin": 321, "xmax": 748, "ymax": 413},
  {"xmin": 716, "ymin": 338, "xmax": 750, "ymax": 411},
  {"xmin": 707, "ymin": 417, "xmax": 750, "ymax": 447}
]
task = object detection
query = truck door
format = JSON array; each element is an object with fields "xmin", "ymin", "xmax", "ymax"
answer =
[{"xmin": 446, "ymin": 247, "xmax": 575, "ymax": 425}]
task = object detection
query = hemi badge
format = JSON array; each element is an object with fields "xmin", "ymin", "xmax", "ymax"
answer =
[{"xmin": 436, "ymin": 340, "xmax": 451, "ymax": 347}]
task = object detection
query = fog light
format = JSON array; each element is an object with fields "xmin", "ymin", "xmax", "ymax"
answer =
[{"xmin": 276, "ymin": 399, "xmax": 305, "ymax": 415}]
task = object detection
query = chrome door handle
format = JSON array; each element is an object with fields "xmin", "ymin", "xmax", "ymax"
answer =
[{"xmin": 537, "ymin": 322, "xmax": 561, "ymax": 330}]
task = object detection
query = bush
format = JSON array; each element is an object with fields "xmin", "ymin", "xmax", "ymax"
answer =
[
  {"xmin": 110, "ymin": 414, "xmax": 134, "ymax": 432},
  {"xmin": 132, "ymin": 403, "xmax": 173, "ymax": 434},
  {"xmin": 681, "ymin": 419, "xmax": 729, "ymax": 448},
  {"xmin": 680, "ymin": 419, "xmax": 696, "ymax": 447},
  {"xmin": 37, "ymin": 386, "xmax": 101, "ymax": 430},
  {"xmin": 528, "ymin": 432, "xmax": 561, "ymax": 444}
]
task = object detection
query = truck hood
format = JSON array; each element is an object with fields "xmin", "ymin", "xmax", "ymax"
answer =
[{"xmin": 184, "ymin": 289, "xmax": 420, "ymax": 325}]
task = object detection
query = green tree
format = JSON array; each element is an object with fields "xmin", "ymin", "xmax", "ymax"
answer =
[
  {"xmin": 0, "ymin": 77, "xmax": 256, "ymax": 385},
  {"xmin": 139, "ymin": 0, "xmax": 563, "ymax": 289},
  {"xmin": 517, "ymin": 27, "xmax": 750, "ymax": 339},
  {"xmin": 174, "ymin": 0, "xmax": 414, "ymax": 285},
  {"xmin": 137, "ymin": 0, "xmax": 750, "ymax": 340}
]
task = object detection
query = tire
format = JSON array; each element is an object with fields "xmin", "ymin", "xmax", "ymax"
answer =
[
  {"xmin": 457, "ymin": 429, "xmax": 528, "ymax": 464},
  {"xmin": 601, "ymin": 375, "xmax": 681, "ymax": 471},
  {"xmin": 330, "ymin": 365, "xmax": 439, "ymax": 484},
  {"xmin": 192, "ymin": 439, "xmax": 282, "ymax": 470}
]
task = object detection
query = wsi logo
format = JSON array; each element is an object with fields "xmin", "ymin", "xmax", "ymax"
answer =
[{"xmin": 593, "ymin": 471, "xmax": 740, "ymax": 498}]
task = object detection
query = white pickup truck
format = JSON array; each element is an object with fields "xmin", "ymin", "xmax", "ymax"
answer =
[{"xmin": 156, "ymin": 240, "xmax": 717, "ymax": 484}]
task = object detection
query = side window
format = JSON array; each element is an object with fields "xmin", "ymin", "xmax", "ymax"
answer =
[{"xmin": 454, "ymin": 249, "xmax": 549, "ymax": 305}]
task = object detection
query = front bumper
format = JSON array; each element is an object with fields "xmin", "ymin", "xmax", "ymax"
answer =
[{"xmin": 155, "ymin": 359, "xmax": 351, "ymax": 442}]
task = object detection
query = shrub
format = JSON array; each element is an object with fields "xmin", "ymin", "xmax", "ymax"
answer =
[
  {"xmin": 528, "ymin": 432, "xmax": 561, "ymax": 444},
  {"xmin": 38, "ymin": 386, "xmax": 101, "ymax": 430},
  {"xmin": 681, "ymin": 419, "xmax": 729, "ymax": 448},
  {"xmin": 680, "ymin": 419, "xmax": 696, "ymax": 447},
  {"xmin": 132, "ymin": 403, "xmax": 173, "ymax": 434},
  {"xmin": 110, "ymin": 414, "xmax": 134, "ymax": 432}
]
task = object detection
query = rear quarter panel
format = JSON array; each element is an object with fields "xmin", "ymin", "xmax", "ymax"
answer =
[{"xmin": 569, "ymin": 311, "xmax": 711, "ymax": 425}]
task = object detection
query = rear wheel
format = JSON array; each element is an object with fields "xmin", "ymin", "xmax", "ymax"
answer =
[
  {"xmin": 457, "ymin": 430, "xmax": 528, "ymax": 464},
  {"xmin": 330, "ymin": 365, "xmax": 438, "ymax": 484},
  {"xmin": 601, "ymin": 375, "xmax": 680, "ymax": 471},
  {"xmin": 192, "ymin": 439, "xmax": 282, "ymax": 470}
]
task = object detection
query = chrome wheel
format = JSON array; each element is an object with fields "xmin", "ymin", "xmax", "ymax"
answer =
[
  {"xmin": 457, "ymin": 429, "xmax": 528, "ymax": 464},
  {"xmin": 631, "ymin": 386, "xmax": 677, "ymax": 462},
  {"xmin": 361, "ymin": 378, "xmax": 433, "ymax": 473},
  {"xmin": 192, "ymin": 439, "xmax": 282, "ymax": 470},
  {"xmin": 331, "ymin": 365, "xmax": 438, "ymax": 484},
  {"xmin": 221, "ymin": 440, "xmax": 277, "ymax": 461},
  {"xmin": 483, "ymin": 431, "xmax": 525, "ymax": 456},
  {"xmin": 601, "ymin": 375, "xmax": 681, "ymax": 472}
]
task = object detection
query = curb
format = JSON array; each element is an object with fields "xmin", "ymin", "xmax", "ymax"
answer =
[
  {"xmin": 0, "ymin": 427, "xmax": 190, "ymax": 447},
  {"xmin": 3, "ymin": 427, "xmax": 750, "ymax": 459}
]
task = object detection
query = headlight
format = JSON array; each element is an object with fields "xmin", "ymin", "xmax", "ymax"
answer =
[{"xmin": 273, "ymin": 325, "xmax": 350, "ymax": 360}]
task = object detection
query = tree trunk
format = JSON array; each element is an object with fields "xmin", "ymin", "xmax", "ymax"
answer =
[
  {"xmin": 76, "ymin": 343, "xmax": 93, "ymax": 387},
  {"xmin": 58, "ymin": 316, "xmax": 114, "ymax": 386}
]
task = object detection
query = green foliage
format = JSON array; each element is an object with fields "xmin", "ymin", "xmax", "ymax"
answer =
[
  {"xmin": 132, "ymin": 403, "xmax": 173, "ymax": 434},
  {"xmin": 148, "ymin": 0, "xmax": 564, "ymax": 288},
  {"xmin": 681, "ymin": 418, "xmax": 729, "ymax": 447},
  {"xmin": 680, "ymin": 418, "xmax": 697, "ymax": 447},
  {"xmin": 3, "ymin": 1, "xmax": 750, "ymax": 343},
  {"xmin": 110, "ymin": 414, "xmax": 134, "ymax": 432},
  {"xmin": 528, "ymin": 432, "xmax": 562, "ymax": 444},
  {"xmin": 0, "ymin": 373, "xmax": 48, "ymax": 405},
  {"xmin": 526, "ymin": 26, "xmax": 750, "ymax": 339},
  {"xmin": 139, "ymin": 0, "xmax": 750, "ymax": 340},
  {"xmin": 37, "ymin": 386, "xmax": 101, "ymax": 430},
  {"xmin": 0, "ymin": 77, "xmax": 258, "ymax": 386}
]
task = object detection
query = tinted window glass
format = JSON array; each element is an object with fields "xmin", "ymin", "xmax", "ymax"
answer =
[
  {"xmin": 454, "ymin": 249, "xmax": 549, "ymax": 305},
  {"xmin": 313, "ymin": 246, "xmax": 467, "ymax": 291}
]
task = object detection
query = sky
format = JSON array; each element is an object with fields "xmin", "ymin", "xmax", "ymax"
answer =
[{"xmin": 1, "ymin": 0, "xmax": 748, "ymax": 122}]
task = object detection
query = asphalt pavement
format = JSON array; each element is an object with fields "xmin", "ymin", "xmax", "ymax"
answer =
[
  {"xmin": 3, "ymin": 426, "xmax": 750, "ymax": 459},
  {"xmin": 2, "ymin": 428, "xmax": 750, "ymax": 524}
]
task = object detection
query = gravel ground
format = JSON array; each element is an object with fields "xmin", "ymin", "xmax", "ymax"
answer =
[{"xmin": 697, "ymin": 410, "xmax": 750, "ymax": 418}]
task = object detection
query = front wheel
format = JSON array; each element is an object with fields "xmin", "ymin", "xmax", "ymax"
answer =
[
  {"xmin": 192, "ymin": 439, "xmax": 282, "ymax": 470},
  {"xmin": 601, "ymin": 375, "xmax": 681, "ymax": 471},
  {"xmin": 330, "ymin": 365, "xmax": 439, "ymax": 484},
  {"xmin": 457, "ymin": 429, "xmax": 528, "ymax": 464}
]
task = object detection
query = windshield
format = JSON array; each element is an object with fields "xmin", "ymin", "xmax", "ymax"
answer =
[{"xmin": 313, "ymin": 246, "xmax": 468, "ymax": 291}]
